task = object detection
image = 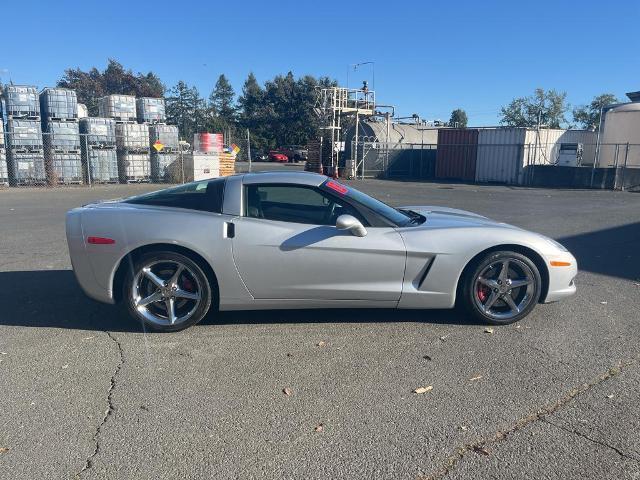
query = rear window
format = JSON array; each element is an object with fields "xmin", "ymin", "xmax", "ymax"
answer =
[{"xmin": 124, "ymin": 178, "xmax": 226, "ymax": 213}]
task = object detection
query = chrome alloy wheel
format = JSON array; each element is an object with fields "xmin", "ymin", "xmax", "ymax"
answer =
[
  {"xmin": 473, "ymin": 258, "xmax": 536, "ymax": 321},
  {"xmin": 131, "ymin": 259, "xmax": 203, "ymax": 327}
]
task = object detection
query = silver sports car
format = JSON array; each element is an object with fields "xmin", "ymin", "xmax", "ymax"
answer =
[{"xmin": 66, "ymin": 171, "xmax": 577, "ymax": 332}]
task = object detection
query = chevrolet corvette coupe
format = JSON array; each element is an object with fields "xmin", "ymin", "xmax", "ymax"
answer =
[{"xmin": 66, "ymin": 171, "xmax": 577, "ymax": 332}]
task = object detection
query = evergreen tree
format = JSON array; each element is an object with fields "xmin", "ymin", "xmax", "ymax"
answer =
[
  {"xmin": 448, "ymin": 109, "xmax": 468, "ymax": 128},
  {"xmin": 165, "ymin": 81, "xmax": 203, "ymax": 142},
  {"xmin": 209, "ymin": 74, "xmax": 236, "ymax": 123}
]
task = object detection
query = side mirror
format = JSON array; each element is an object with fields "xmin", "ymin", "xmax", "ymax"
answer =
[{"xmin": 336, "ymin": 214, "xmax": 367, "ymax": 237}]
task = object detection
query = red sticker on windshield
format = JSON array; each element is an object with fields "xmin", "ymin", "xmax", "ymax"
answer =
[{"xmin": 326, "ymin": 180, "xmax": 348, "ymax": 195}]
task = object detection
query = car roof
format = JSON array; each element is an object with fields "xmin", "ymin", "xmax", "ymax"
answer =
[{"xmin": 241, "ymin": 170, "xmax": 328, "ymax": 187}]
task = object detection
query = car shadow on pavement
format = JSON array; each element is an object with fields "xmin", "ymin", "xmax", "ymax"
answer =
[
  {"xmin": 0, "ymin": 270, "xmax": 478, "ymax": 332},
  {"xmin": 557, "ymin": 221, "xmax": 640, "ymax": 282}
]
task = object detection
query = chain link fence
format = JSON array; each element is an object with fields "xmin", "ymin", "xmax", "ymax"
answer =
[
  {"xmin": 345, "ymin": 140, "xmax": 640, "ymax": 190},
  {"xmin": 0, "ymin": 127, "xmax": 248, "ymax": 187}
]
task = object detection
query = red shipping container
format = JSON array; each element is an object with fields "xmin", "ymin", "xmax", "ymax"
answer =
[{"xmin": 435, "ymin": 129, "xmax": 479, "ymax": 181}]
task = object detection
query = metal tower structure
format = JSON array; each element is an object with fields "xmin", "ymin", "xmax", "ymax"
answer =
[{"xmin": 314, "ymin": 84, "xmax": 375, "ymax": 177}]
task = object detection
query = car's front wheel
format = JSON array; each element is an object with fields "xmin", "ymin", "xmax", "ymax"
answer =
[
  {"xmin": 460, "ymin": 251, "xmax": 542, "ymax": 325},
  {"xmin": 124, "ymin": 251, "xmax": 213, "ymax": 332}
]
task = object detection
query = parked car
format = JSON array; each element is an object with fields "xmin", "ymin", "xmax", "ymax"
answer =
[
  {"xmin": 279, "ymin": 145, "xmax": 308, "ymax": 162},
  {"xmin": 268, "ymin": 150, "xmax": 288, "ymax": 162},
  {"xmin": 66, "ymin": 171, "xmax": 577, "ymax": 332},
  {"xmin": 252, "ymin": 151, "xmax": 269, "ymax": 162}
]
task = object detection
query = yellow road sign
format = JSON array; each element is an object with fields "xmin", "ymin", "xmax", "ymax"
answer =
[{"xmin": 153, "ymin": 141, "xmax": 164, "ymax": 152}]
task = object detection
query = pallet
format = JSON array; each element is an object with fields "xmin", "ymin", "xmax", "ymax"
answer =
[
  {"xmin": 9, "ymin": 148, "xmax": 44, "ymax": 154},
  {"xmin": 112, "ymin": 117, "xmax": 137, "ymax": 123},
  {"xmin": 118, "ymin": 148, "xmax": 150, "ymax": 154},
  {"xmin": 7, "ymin": 113, "xmax": 40, "ymax": 120},
  {"xmin": 90, "ymin": 179, "xmax": 119, "ymax": 184},
  {"xmin": 86, "ymin": 144, "xmax": 117, "ymax": 150},
  {"xmin": 50, "ymin": 149, "xmax": 81, "ymax": 154},
  {"xmin": 124, "ymin": 178, "xmax": 151, "ymax": 183},
  {"xmin": 44, "ymin": 116, "xmax": 79, "ymax": 123}
]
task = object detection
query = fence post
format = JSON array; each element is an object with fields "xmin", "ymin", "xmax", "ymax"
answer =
[
  {"xmin": 620, "ymin": 143, "xmax": 629, "ymax": 192},
  {"xmin": 246, "ymin": 129, "xmax": 252, "ymax": 173}
]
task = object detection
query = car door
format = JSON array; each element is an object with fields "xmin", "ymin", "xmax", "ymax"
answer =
[{"xmin": 231, "ymin": 183, "xmax": 406, "ymax": 301}]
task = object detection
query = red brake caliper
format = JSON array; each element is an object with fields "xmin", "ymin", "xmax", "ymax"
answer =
[
  {"xmin": 477, "ymin": 284, "xmax": 490, "ymax": 302},
  {"xmin": 182, "ymin": 276, "xmax": 194, "ymax": 292}
]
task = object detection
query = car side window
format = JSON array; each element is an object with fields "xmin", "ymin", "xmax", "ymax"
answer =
[
  {"xmin": 244, "ymin": 184, "xmax": 365, "ymax": 226},
  {"xmin": 125, "ymin": 178, "xmax": 225, "ymax": 213}
]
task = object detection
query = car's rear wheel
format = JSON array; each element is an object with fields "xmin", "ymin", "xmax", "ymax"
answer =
[
  {"xmin": 124, "ymin": 251, "xmax": 212, "ymax": 332},
  {"xmin": 461, "ymin": 251, "xmax": 541, "ymax": 325}
]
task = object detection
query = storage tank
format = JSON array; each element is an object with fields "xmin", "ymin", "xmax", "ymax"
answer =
[
  {"xmin": 7, "ymin": 152, "xmax": 46, "ymax": 185},
  {"xmin": 43, "ymin": 121, "xmax": 82, "ymax": 184},
  {"xmin": 600, "ymin": 103, "xmax": 640, "ymax": 167},
  {"xmin": 0, "ymin": 149, "xmax": 8, "ymax": 185},
  {"xmin": 6, "ymin": 119, "xmax": 43, "ymax": 150},
  {"xmin": 43, "ymin": 121, "xmax": 81, "ymax": 151},
  {"xmin": 98, "ymin": 95, "xmax": 137, "ymax": 121},
  {"xmin": 80, "ymin": 118, "xmax": 118, "ymax": 183},
  {"xmin": 149, "ymin": 124, "xmax": 179, "ymax": 150},
  {"xmin": 39, "ymin": 88, "xmax": 78, "ymax": 120},
  {"xmin": 115, "ymin": 123, "xmax": 150, "ymax": 151},
  {"xmin": 3, "ymin": 85, "xmax": 40, "ymax": 118},
  {"xmin": 151, "ymin": 152, "xmax": 179, "ymax": 182},
  {"xmin": 136, "ymin": 97, "xmax": 166, "ymax": 123},
  {"xmin": 85, "ymin": 148, "xmax": 118, "ymax": 183},
  {"xmin": 118, "ymin": 152, "xmax": 151, "ymax": 182},
  {"xmin": 79, "ymin": 117, "xmax": 116, "ymax": 147},
  {"xmin": 77, "ymin": 103, "xmax": 88, "ymax": 119}
]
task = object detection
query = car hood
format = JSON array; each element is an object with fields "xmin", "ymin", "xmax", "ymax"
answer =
[{"xmin": 400, "ymin": 205, "xmax": 520, "ymax": 230}]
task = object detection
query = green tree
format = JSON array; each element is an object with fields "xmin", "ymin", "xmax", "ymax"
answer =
[
  {"xmin": 500, "ymin": 88, "xmax": 568, "ymax": 129},
  {"xmin": 57, "ymin": 59, "xmax": 164, "ymax": 115},
  {"xmin": 573, "ymin": 93, "xmax": 619, "ymax": 131},
  {"xmin": 56, "ymin": 67, "xmax": 104, "ymax": 115},
  {"xmin": 209, "ymin": 74, "xmax": 236, "ymax": 123},
  {"xmin": 238, "ymin": 72, "xmax": 268, "ymax": 148},
  {"xmin": 448, "ymin": 109, "xmax": 468, "ymax": 128},
  {"xmin": 165, "ymin": 81, "xmax": 204, "ymax": 142}
]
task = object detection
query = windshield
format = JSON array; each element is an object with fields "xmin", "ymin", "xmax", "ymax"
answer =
[{"xmin": 321, "ymin": 179, "xmax": 412, "ymax": 226}]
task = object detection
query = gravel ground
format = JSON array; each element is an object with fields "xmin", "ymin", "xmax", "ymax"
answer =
[{"xmin": 0, "ymin": 176, "xmax": 639, "ymax": 479}]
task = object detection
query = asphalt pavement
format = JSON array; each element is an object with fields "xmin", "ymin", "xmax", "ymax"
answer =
[{"xmin": 1, "ymin": 175, "xmax": 639, "ymax": 480}]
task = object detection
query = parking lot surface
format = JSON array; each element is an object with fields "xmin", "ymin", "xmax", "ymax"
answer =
[{"xmin": 1, "ymin": 177, "xmax": 639, "ymax": 479}]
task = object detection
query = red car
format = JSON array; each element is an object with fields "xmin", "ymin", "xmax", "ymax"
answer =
[{"xmin": 268, "ymin": 150, "xmax": 288, "ymax": 162}]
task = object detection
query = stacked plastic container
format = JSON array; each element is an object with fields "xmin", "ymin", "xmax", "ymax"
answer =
[
  {"xmin": 149, "ymin": 124, "xmax": 179, "ymax": 181},
  {"xmin": 79, "ymin": 117, "xmax": 118, "ymax": 183},
  {"xmin": 40, "ymin": 88, "xmax": 82, "ymax": 184},
  {"xmin": 3, "ymin": 86, "xmax": 45, "ymax": 185},
  {"xmin": 0, "ymin": 121, "xmax": 7, "ymax": 185},
  {"xmin": 115, "ymin": 122, "xmax": 150, "ymax": 182}
]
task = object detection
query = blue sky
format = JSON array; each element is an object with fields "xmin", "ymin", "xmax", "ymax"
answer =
[{"xmin": 3, "ymin": 0, "xmax": 639, "ymax": 125}]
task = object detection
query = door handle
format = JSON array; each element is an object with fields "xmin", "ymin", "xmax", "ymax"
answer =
[{"xmin": 225, "ymin": 222, "xmax": 235, "ymax": 239}]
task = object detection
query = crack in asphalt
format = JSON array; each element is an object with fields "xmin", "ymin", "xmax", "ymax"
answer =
[
  {"xmin": 542, "ymin": 418, "xmax": 639, "ymax": 462},
  {"xmin": 77, "ymin": 331, "xmax": 124, "ymax": 477},
  {"xmin": 418, "ymin": 357, "xmax": 638, "ymax": 480}
]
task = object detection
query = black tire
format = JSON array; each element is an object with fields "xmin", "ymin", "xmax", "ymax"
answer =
[
  {"xmin": 123, "ymin": 251, "xmax": 213, "ymax": 332},
  {"xmin": 459, "ymin": 250, "xmax": 541, "ymax": 325}
]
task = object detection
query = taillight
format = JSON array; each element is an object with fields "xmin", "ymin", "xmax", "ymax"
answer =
[{"xmin": 87, "ymin": 236, "xmax": 116, "ymax": 245}]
